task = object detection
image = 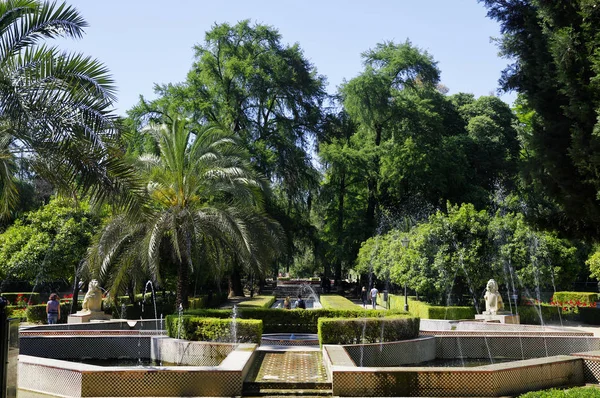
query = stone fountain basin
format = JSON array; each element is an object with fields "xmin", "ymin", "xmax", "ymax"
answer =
[
  {"xmin": 323, "ymin": 334, "xmax": 600, "ymax": 397},
  {"xmin": 18, "ymin": 336, "xmax": 258, "ymax": 397}
]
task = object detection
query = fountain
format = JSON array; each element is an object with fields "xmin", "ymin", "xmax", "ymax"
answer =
[{"xmin": 66, "ymin": 279, "xmax": 111, "ymax": 323}]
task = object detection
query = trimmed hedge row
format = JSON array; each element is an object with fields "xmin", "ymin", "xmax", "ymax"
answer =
[
  {"xmin": 516, "ymin": 304, "xmax": 566, "ymax": 325},
  {"xmin": 519, "ymin": 387, "xmax": 600, "ymax": 398},
  {"xmin": 166, "ymin": 316, "xmax": 262, "ymax": 343},
  {"xmin": 389, "ymin": 295, "xmax": 476, "ymax": 320},
  {"xmin": 187, "ymin": 292, "xmax": 228, "ymax": 309},
  {"xmin": 319, "ymin": 294, "xmax": 359, "ymax": 310},
  {"xmin": 551, "ymin": 292, "xmax": 598, "ymax": 306},
  {"xmin": 179, "ymin": 307, "xmax": 405, "ymax": 333},
  {"xmin": 318, "ymin": 316, "xmax": 419, "ymax": 344}
]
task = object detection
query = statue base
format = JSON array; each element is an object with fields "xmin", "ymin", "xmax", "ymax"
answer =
[
  {"xmin": 475, "ymin": 313, "xmax": 520, "ymax": 324},
  {"xmin": 68, "ymin": 311, "xmax": 112, "ymax": 323}
]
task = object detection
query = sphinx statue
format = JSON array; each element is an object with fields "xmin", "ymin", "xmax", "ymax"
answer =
[
  {"xmin": 81, "ymin": 279, "xmax": 103, "ymax": 313},
  {"xmin": 483, "ymin": 278, "xmax": 504, "ymax": 315},
  {"xmin": 68, "ymin": 279, "xmax": 111, "ymax": 323}
]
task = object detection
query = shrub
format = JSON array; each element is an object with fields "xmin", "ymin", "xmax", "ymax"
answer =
[
  {"xmin": 5, "ymin": 305, "xmax": 27, "ymax": 320},
  {"xmin": 236, "ymin": 295, "xmax": 276, "ymax": 308},
  {"xmin": 165, "ymin": 316, "xmax": 262, "ymax": 343},
  {"xmin": 551, "ymin": 292, "xmax": 598, "ymax": 308},
  {"xmin": 579, "ymin": 307, "xmax": 600, "ymax": 325},
  {"xmin": 26, "ymin": 304, "xmax": 69, "ymax": 324},
  {"xmin": 178, "ymin": 307, "xmax": 402, "ymax": 333},
  {"xmin": 318, "ymin": 316, "xmax": 419, "ymax": 344},
  {"xmin": 519, "ymin": 386, "xmax": 600, "ymax": 397},
  {"xmin": 320, "ymin": 295, "xmax": 359, "ymax": 310},
  {"xmin": 1, "ymin": 292, "xmax": 40, "ymax": 306}
]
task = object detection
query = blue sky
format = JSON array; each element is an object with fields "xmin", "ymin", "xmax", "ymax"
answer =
[{"xmin": 58, "ymin": 0, "xmax": 515, "ymax": 116}]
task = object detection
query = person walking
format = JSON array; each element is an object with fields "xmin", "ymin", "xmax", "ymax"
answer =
[
  {"xmin": 46, "ymin": 293, "xmax": 61, "ymax": 324},
  {"xmin": 370, "ymin": 286, "xmax": 379, "ymax": 309},
  {"xmin": 360, "ymin": 286, "xmax": 368, "ymax": 308}
]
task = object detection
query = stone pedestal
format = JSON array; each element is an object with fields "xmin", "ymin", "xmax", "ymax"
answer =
[
  {"xmin": 475, "ymin": 313, "xmax": 520, "ymax": 324},
  {"xmin": 67, "ymin": 311, "xmax": 112, "ymax": 323}
]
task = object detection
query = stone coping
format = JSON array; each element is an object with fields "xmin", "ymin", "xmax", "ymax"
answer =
[
  {"xmin": 421, "ymin": 330, "xmax": 594, "ymax": 336},
  {"xmin": 324, "ymin": 346, "xmax": 579, "ymax": 371}
]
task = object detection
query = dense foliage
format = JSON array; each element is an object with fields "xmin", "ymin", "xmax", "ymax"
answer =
[
  {"xmin": 357, "ymin": 203, "xmax": 579, "ymax": 307},
  {"xmin": 481, "ymin": 0, "xmax": 600, "ymax": 238},
  {"xmin": 0, "ymin": 198, "xmax": 101, "ymax": 288},
  {"xmin": 3, "ymin": 1, "xmax": 600, "ymax": 307}
]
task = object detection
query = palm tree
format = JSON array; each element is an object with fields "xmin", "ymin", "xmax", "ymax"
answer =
[
  {"xmin": 0, "ymin": 0, "xmax": 141, "ymax": 216},
  {"xmin": 86, "ymin": 116, "xmax": 282, "ymax": 308}
]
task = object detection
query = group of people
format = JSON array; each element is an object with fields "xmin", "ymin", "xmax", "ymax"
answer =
[
  {"xmin": 283, "ymin": 295, "xmax": 306, "ymax": 309},
  {"xmin": 360, "ymin": 286, "xmax": 380, "ymax": 309}
]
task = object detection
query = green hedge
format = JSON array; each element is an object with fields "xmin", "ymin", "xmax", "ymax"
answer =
[
  {"xmin": 551, "ymin": 292, "xmax": 598, "ymax": 307},
  {"xmin": 389, "ymin": 295, "xmax": 476, "ymax": 320},
  {"xmin": 177, "ymin": 307, "xmax": 405, "ymax": 333},
  {"xmin": 165, "ymin": 316, "xmax": 262, "ymax": 343},
  {"xmin": 579, "ymin": 307, "xmax": 600, "ymax": 325},
  {"xmin": 519, "ymin": 387, "xmax": 600, "ymax": 397},
  {"xmin": 25, "ymin": 304, "xmax": 69, "ymax": 324},
  {"xmin": 1, "ymin": 292, "xmax": 40, "ymax": 305},
  {"xmin": 236, "ymin": 295, "xmax": 276, "ymax": 308},
  {"xmin": 318, "ymin": 316, "xmax": 419, "ymax": 344},
  {"xmin": 319, "ymin": 295, "xmax": 359, "ymax": 310},
  {"xmin": 187, "ymin": 292, "xmax": 228, "ymax": 309},
  {"xmin": 516, "ymin": 304, "xmax": 566, "ymax": 325},
  {"xmin": 117, "ymin": 301, "xmax": 175, "ymax": 319}
]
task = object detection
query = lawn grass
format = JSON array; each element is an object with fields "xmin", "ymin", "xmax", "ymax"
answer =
[
  {"xmin": 236, "ymin": 295, "xmax": 276, "ymax": 308},
  {"xmin": 319, "ymin": 294, "xmax": 360, "ymax": 310}
]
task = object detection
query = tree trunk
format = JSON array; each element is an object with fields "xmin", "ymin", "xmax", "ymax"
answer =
[
  {"xmin": 366, "ymin": 124, "xmax": 383, "ymax": 232},
  {"xmin": 228, "ymin": 267, "xmax": 245, "ymax": 298},
  {"xmin": 334, "ymin": 171, "xmax": 346, "ymax": 283},
  {"xmin": 177, "ymin": 261, "xmax": 189, "ymax": 309}
]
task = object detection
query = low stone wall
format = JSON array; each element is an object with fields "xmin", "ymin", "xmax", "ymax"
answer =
[
  {"xmin": 324, "ymin": 347, "xmax": 584, "ymax": 397},
  {"xmin": 18, "ymin": 340, "xmax": 257, "ymax": 397},
  {"xmin": 323, "ymin": 335, "xmax": 600, "ymax": 397},
  {"xmin": 344, "ymin": 337, "xmax": 436, "ymax": 367},
  {"xmin": 152, "ymin": 336, "xmax": 234, "ymax": 366}
]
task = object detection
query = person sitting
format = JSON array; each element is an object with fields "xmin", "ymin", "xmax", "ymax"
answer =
[
  {"xmin": 296, "ymin": 295, "xmax": 306, "ymax": 309},
  {"xmin": 283, "ymin": 296, "xmax": 292, "ymax": 309}
]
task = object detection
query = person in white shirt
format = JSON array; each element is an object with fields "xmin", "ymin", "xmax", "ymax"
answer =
[{"xmin": 370, "ymin": 287, "xmax": 379, "ymax": 309}]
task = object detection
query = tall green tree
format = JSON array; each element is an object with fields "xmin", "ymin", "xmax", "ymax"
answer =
[
  {"xmin": 481, "ymin": 0, "xmax": 600, "ymax": 237},
  {"xmin": 340, "ymin": 41, "xmax": 441, "ymax": 231},
  {"xmin": 85, "ymin": 116, "xmax": 282, "ymax": 307},
  {"xmin": 145, "ymin": 20, "xmax": 326, "ymax": 278},
  {"xmin": 0, "ymin": 0, "xmax": 142, "ymax": 218}
]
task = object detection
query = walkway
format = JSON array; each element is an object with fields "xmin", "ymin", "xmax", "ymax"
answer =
[{"xmin": 243, "ymin": 346, "xmax": 331, "ymax": 397}]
